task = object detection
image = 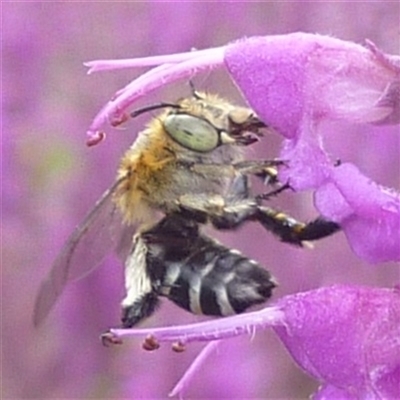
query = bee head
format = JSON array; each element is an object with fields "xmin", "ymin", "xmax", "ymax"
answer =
[{"xmin": 130, "ymin": 92, "xmax": 266, "ymax": 153}]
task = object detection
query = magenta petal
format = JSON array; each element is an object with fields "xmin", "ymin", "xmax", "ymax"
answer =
[
  {"xmin": 108, "ymin": 285, "xmax": 400, "ymax": 399},
  {"xmin": 278, "ymin": 130, "xmax": 334, "ymax": 190},
  {"xmin": 315, "ymin": 163, "xmax": 400, "ymax": 263},
  {"xmin": 85, "ymin": 48, "xmax": 224, "ymax": 139},
  {"xmin": 225, "ymin": 33, "xmax": 398, "ymax": 136},
  {"xmin": 225, "ymin": 34, "xmax": 314, "ymax": 139},
  {"xmin": 313, "ymin": 384, "xmax": 358, "ymax": 400},
  {"xmin": 374, "ymin": 80, "xmax": 400, "ymax": 125},
  {"xmin": 273, "ymin": 285, "xmax": 400, "ymax": 399},
  {"xmin": 224, "ymin": 33, "xmax": 399, "ymax": 263}
]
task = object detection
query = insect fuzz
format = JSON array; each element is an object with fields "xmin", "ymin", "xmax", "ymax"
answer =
[
  {"xmin": 115, "ymin": 92, "xmax": 340, "ymax": 328},
  {"xmin": 113, "ymin": 92, "xmax": 265, "ymax": 225},
  {"xmin": 33, "ymin": 91, "xmax": 340, "ymax": 330},
  {"xmin": 115, "ymin": 91, "xmax": 276, "ymax": 327}
]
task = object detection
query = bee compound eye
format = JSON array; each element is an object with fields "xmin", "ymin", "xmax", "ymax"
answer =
[{"xmin": 163, "ymin": 114, "xmax": 219, "ymax": 152}]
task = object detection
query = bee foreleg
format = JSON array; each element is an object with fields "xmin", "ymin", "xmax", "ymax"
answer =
[
  {"xmin": 256, "ymin": 182, "xmax": 292, "ymax": 201},
  {"xmin": 233, "ymin": 159, "xmax": 284, "ymax": 186},
  {"xmin": 233, "ymin": 159, "xmax": 284, "ymax": 176}
]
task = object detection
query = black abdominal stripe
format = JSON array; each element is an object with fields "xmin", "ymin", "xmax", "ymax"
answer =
[
  {"xmin": 121, "ymin": 215, "xmax": 277, "ymax": 327},
  {"xmin": 156, "ymin": 240, "xmax": 277, "ymax": 317}
]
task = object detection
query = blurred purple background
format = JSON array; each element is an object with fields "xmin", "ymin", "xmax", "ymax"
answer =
[{"xmin": 3, "ymin": 3, "xmax": 399, "ymax": 399}]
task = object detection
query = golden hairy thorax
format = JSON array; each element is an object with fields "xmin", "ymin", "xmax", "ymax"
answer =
[{"xmin": 115, "ymin": 118, "xmax": 179, "ymax": 223}]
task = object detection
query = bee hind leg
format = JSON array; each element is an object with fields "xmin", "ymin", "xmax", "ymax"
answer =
[
  {"xmin": 177, "ymin": 193, "xmax": 259, "ymax": 230},
  {"xmin": 176, "ymin": 194, "xmax": 340, "ymax": 245},
  {"xmin": 121, "ymin": 234, "xmax": 161, "ymax": 328},
  {"xmin": 255, "ymin": 206, "xmax": 340, "ymax": 246},
  {"xmin": 121, "ymin": 293, "xmax": 160, "ymax": 328}
]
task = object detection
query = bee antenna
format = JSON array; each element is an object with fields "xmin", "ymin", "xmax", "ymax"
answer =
[
  {"xmin": 130, "ymin": 103, "xmax": 181, "ymax": 118},
  {"xmin": 189, "ymin": 80, "xmax": 202, "ymax": 99}
]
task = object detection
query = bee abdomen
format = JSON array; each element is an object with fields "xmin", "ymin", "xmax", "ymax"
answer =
[{"xmin": 162, "ymin": 247, "xmax": 277, "ymax": 317}]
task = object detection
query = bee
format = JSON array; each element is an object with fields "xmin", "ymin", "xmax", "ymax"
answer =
[{"xmin": 34, "ymin": 91, "xmax": 340, "ymax": 329}]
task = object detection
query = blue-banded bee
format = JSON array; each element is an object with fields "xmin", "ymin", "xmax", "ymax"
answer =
[{"xmin": 34, "ymin": 91, "xmax": 340, "ymax": 329}]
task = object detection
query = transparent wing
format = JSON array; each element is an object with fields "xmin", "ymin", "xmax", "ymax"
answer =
[{"xmin": 34, "ymin": 177, "xmax": 135, "ymax": 326}]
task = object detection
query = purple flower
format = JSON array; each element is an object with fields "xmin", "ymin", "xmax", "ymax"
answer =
[
  {"xmin": 109, "ymin": 285, "xmax": 400, "ymax": 399},
  {"xmin": 4, "ymin": 3, "xmax": 398, "ymax": 398},
  {"xmin": 84, "ymin": 32, "xmax": 399, "ymax": 399},
  {"xmin": 224, "ymin": 34, "xmax": 400, "ymax": 263},
  {"xmin": 86, "ymin": 33, "xmax": 399, "ymax": 264}
]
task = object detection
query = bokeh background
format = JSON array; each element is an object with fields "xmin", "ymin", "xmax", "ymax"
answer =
[{"xmin": 3, "ymin": 2, "xmax": 399, "ymax": 399}]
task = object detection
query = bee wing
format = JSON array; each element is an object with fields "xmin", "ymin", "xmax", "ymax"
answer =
[{"xmin": 34, "ymin": 177, "xmax": 134, "ymax": 326}]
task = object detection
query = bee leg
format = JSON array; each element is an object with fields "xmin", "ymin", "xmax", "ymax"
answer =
[
  {"xmin": 254, "ymin": 206, "xmax": 341, "ymax": 246},
  {"xmin": 121, "ymin": 234, "xmax": 160, "ymax": 328},
  {"xmin": 210, "ymin": 203, "xmax": 340, "ymax": 244},
  {"xmin": 177, "ymin": 193, "xmax": 259, "ymax": 230},
  {"xmin": 174, "ymin": 194, "xmax": 211, "ymax": 224},
  {"xmin": 255, "ymin": 166, "xmax": 280, "ymax": 186},
  {"xmin": 177, "ymin": 194, "xmax": 340, "ymax": 244},
  {"xmin": 256, "ymin": 182, "xmax": 292, "ymax": 201},
  {"xmin": 121, "ymin": 293, "xmax": 160, "ymax": 328},
  {"xmin": 209, "ymin": 199, "xmax": 259, "ymax": 230},
  {"xmin": 233, "ymin": 159, "xmax": 285, "ymax": 175},
  {"xmin": 231, "ymin": 161, "xmax": 339, "ymax": 243},
  {"xmin": 293, "ymin": 217, "xmax": 341, "ymax": 242},
  {"xmin": 233, "ymin": 160, "xmax": 283, "ymax": 186}
]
